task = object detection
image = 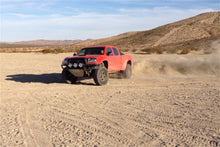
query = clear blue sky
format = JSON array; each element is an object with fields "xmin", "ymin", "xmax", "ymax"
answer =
[{"xmin": 0, "ymin": 0, "xmax": 219, "ymax": 42}]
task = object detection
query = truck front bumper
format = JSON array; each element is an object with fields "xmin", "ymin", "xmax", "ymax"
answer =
[{"xmin": 61, "ymin": 64, "xmax": 100, "ymax": 77}]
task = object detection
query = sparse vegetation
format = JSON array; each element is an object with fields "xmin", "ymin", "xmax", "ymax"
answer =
[
  {"xmin": 132, "ymin": 48, "xmax": 137, "ymax": 52},
  {"xmin": 41, "ymin": 47, "xmax": 65, "ymax": 54},
  {"xmin": 167, "ymin": 48, "xmax": 178, "ymax": 54},
  {"xmin": 120, "ymin": 48, "xmax": 129, "ymax": 52},
  {"xmin": 140, "ymin": 46, "xmax": 200, "ymax": 54},
  {"xmin": 180, "ymin": 48, "xmax": 191, "ymax": 54},
  {"xmin": 141, "ymin": 48, "xmax": 153, "ymax": 54},
  {"xmin": 0, "ymin": 45, "xmax": 80, "ymax": 54},
  {"xmin": 141, "ymin": 47, "xmax": 165, "ymax": 54}
]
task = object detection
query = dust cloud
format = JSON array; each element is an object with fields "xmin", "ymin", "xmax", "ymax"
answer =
[{"xmin": 133, "ymin": 43, "xmax": 220, "ymax": 76}]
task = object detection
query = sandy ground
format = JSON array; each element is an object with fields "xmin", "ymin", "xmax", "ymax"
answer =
[{"xmin": 0, "ymin": 52, "xmax": 220, "ymax": 147}]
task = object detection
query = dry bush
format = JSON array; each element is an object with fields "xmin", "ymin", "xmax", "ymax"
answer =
[
  {"xmin": 141, "ymin": 48, "xmax": 153, "ymax": 54},
  {"xmin": 141, "ymin": 47, "xmax": 164, "ymax": 54},
  {"xmin": 41, "ymin": 46, "xmax": 80, "ymax": 54},
  {"xmin": 141, "ymin": 47, "xmax": 197, "ymax": 54},
  {"xmin": 41, "ymin": 49, "xmax": 52, "ymax": 53},
  {"xmin": 132, "ymin": 48, "xmax": 137, "ymax": 52},
  {"xmin": 166, "ymin": 48, "xmax": 178, "ymax": 54},
  {"xmin": 120, "ymin": 48, "xmax": 129, "ymax": 52},
  {"xmin": 41, "ymin": 47, "xmax": 64, "ymax": 54},
  {"xmin": 180, "ymin": 48, "xmax": 191, "ymax": 54},
  {"xmin": 155, "ymin": 47, "xmax": 164, "ymax": 54},
  {"xmin": 179, "ymin": 47, "xmax": 199, "ymax": 54}
]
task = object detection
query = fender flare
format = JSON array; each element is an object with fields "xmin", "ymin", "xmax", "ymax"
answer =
[{"xmin": 122, "ymin": 60, "xmax": 132, "ymax": 71}]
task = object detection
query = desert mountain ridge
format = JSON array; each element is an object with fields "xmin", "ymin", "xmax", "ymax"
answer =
[
  {"xmin": 1, "ymin": 11, "xmax": 219, "ymax": 53},
  {"xmin": 70, "ymin": 11, "xmax": 220, "ymax": 53},
  {"xmin": 0, "ymin": 39, "xmax": 85, "ymax": 47}
]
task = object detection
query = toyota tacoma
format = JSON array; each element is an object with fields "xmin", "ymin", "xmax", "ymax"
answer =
[{"xmin": 61, "ymin": 46, "xmax": 133, "ymax": 85}]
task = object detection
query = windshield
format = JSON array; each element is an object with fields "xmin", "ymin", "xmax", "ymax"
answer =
[{"xmin": 78, "ymin": 47, "xmax": 105, "ymax": 56}]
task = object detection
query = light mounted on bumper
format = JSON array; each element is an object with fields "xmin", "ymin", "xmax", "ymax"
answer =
[
  {"xmin": 78, "ymin": 63, "xmax": 84, "ymax": 68},
  {"xmin": 68, "ymin": 63, "xmax": 73, "ymax": 68},
  {"xmin": 73, "ymin": 63, "xmax": 78, "ymax": 68}
]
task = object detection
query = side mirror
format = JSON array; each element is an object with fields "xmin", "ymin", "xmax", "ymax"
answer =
[{"xmin": 73, "ymin": 53, "xmax": 77, "ymax": 56}]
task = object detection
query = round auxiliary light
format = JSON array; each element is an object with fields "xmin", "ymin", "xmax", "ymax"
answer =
[
  {"xmin": 73, "ymin": 63, "xmax": 78, "ymax": 68},
  {"xmin": 68, "ymin": 63, "xmax": 73, "ymax": 68},
  {"xmin": 78, "ymin": 63, "xmax": 83, "ymax": 68}
]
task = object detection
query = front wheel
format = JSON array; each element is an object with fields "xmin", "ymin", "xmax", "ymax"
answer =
[
  {"xmin": 123, "ymin": 64, "xmax": 132, "ymax": 78},
  {"xmin": 62, "ymin": 69, "xmax": 77, "ymax": 84},
  {"xmin": 93, "ymin": 67, "xmax": 109, "ymax": 86}
]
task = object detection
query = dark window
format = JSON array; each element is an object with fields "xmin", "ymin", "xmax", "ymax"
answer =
[
  {"xmin": 106, "ymin": 47, "xmax": 113, "ymax": 56},
  {"xmin": 113, "ymin": 48, "xmax": 119, "ymax": 56},
  {"xmin": 78, "ymin": 47, "xmax": 104, "ymax": 56}
]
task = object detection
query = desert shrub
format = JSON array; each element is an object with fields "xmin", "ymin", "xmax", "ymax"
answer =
[
  {"xmin": 204, "ymin": 50, "xmax": 212, "ymax": 54},
  {"xmin": 41, "ymin": 49, "xmax": 51, "ymax": 53},
  {"xmin": 180, "ymin": 48, "xmax": 190, "ymax": 54},
  {"xmin": 121, "ymin": 48, "xmax": 129, "ymax": 52},
  {"xmin": 190, "ymin": 47, "xmax": 199, "ymax": 51},
  {"xmin": 179, "ymin": 47, "xmax": 199, "ymax": 54},
  {"xmin": 141, "ymin": 48, "xmax": 153, "ymax": 54},
  {"xmin": 132, "ymin": 48, "xmax": 137, "ymax": 52},
  {"xmin": 142, "ymin": 47, "xmax": 164, "ymax": 54},
  {"xmin": 155, "ymin": 47, "xmax": 164, "ymax": 54},
  {"xmin": 53, "ymin": 47, "xmax": 64, "ymax": 53},
  {"xmin": 167, "ymin": 48, "xmax": 178, "ymax": 54},
  {"xmin": 41, "ymin": 47, "xmax": 64, "ymax": 54}
]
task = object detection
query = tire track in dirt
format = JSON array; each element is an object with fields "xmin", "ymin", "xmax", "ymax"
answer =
[
  {"xmin": 48, "ymin": 106, "xmax": 133, "ymax": 146},
  {"xmin": 88, "ymin": 90, "xmax": 166, "ymax": 146},
  {"xmin": 0, "ymin": 103, "xmax": 25, "ymax": 146},
  {"xmin": 30, "ymin": 89, "xmax": 153, "ymax": 146},
  {"xmin": 17, "ymin": 104, "xmax": 38, "ymax": 147},
  {"xmin": 77, "ymin": 103, "xmax": 153, "ymax": 146},
  {"xmin": 132, "ymin": 88, "xmax": 220, "ymax": 147},
  {"xmin": 148, "ymin": 123, "xmax": 219, "ymax": 146},
  {"xmin": 132, "ymin": 108, "xmax": 219, "ymax": 147},
  {"xmin": 27, "ymin": 91, "xmax": 129, "ymax": 146},
  {"xmin": 95, "ymin": 84, "xmax": 220, "ymax": 147},
  {"xmin": 3, "ymin": 91, "xmax": 57, "ymax": 147}
]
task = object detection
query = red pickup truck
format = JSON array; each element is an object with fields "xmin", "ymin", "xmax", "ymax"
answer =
[{"xmin": 61, "ymin": 46, "xmax": 133, "ymax": 85}]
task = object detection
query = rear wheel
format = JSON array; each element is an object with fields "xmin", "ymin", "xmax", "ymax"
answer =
[
  {"xmin": 123, "ymin": 64, "xmax": 132, "ymax": 78},
  {"xmin": 62, "ymin": 69, "xmax": 77, "ymax": 84},
  {"xmin": 93, "ymin": 67, "xmax": 109, "ymax": 86}
]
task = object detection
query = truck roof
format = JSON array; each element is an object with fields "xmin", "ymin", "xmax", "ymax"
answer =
[{"xmin": 82, "ymin": 45, "xmax": 117, "ymax": 48}]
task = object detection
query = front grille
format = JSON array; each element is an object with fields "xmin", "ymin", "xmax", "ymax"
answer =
[
  {"xmin": 68, "ymin": 58, "xmax": 86, "ymax": 64},
  {"xmin": 68, "ymin": 58, "xmax": 86, "ymax": 69}
]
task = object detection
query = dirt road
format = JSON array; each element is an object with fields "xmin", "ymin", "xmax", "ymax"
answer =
[{"xmin": 1, "ymin": 53, "xmax": 219, "ymax": 146}]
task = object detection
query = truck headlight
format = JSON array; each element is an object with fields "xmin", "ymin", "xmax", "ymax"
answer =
[
  {"xmin": 88, "ymin": 58, "xmax": 97, "ymax": 63},
  {"xmin": 62, "ymin": 59, "xmax": 68, "ymax": 65}
]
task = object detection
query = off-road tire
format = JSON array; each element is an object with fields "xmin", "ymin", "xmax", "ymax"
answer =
[
  {"xmin": 62, "ymin": 69, "xmax": 77, "ymax": 84},
  {"xmin": 123, "ymin": 64, "xmax": 132, "ymax": 78},
  {"xmin": 93, "ymin": 67, "xmax": 109, "ymax": 86}
]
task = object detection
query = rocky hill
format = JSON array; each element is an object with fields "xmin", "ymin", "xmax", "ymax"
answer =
[{"xmin": 71, "ymin": 11, "xmax": 220, "ymax": 54}]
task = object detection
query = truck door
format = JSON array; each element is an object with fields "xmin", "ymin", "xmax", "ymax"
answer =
[
  {"xmin": 106, "ymin": 47, "xmax": 115, "ymax": 71},
  {"xmin": 112, "ymin": 47, "xmax": 122, "ymax": 70}
]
